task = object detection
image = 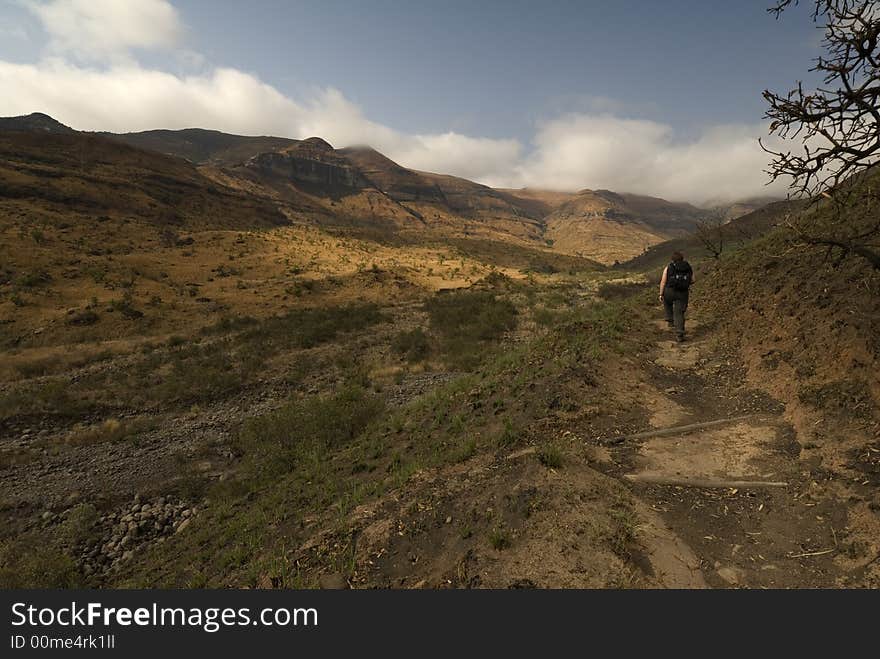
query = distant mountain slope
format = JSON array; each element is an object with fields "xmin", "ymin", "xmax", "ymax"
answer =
[
  {"xmin": 709, "ymin": 196, "xmax": 784, "ymax": 222},
  {"xmin": 495, "ymin": 188, "xmax": 578, "ymax": 217},
  {"xmin": 620, "ymin": 199, "xmax": 800, "ymax": 271},
  {"xmin": 0, "ymin": 112, "xmax": 75, "ymax": 134},
  {"xmin": 1, "ymin": 113, "xmax": 775, "ymax": 259},
  {"xmin": 0, "ymin": 129, "xmax": 286, "ymax": 229},
  {"xmin": 225, "ymin": 138, "xmax": 424, "ymax": 230},
  {"xmin": 338, "ymin": 146, "xmax": 446, "ymax": 204},
  {"xmin": 101, "ymin": 128, "xmax": 295, "ymax": 165},
  {"xmin": 544, "ymin": 189, "xmax": 705, "ymax": 264}
]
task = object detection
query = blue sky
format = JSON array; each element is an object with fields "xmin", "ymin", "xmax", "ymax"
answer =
[{"xmin": 0, "ymin": 1, "xmax": 823, "ymax": 202}]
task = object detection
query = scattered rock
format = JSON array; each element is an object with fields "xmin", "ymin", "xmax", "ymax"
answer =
[{"xmin": 79, "ymin": 495, "xmax": 198, "ymax": 578}]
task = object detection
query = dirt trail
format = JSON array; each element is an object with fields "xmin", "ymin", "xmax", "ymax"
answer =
[{"xmin": 601, "ymin": 314, "xmax": 858, "ymax": 588}]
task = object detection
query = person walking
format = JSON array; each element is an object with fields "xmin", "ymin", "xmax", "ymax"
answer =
[{"xmin": 658, "ymin": 251, "xmax": 694, "ymax": 342}]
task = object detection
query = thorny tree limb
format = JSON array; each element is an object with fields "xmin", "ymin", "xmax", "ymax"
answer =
[
  {"xmin": 764, "ymin": 1, "xmax": 880, "ymax": 268},
  {"xmin": 694, "ymin": 218, "xmax": 725, "ymax": 259},
  {"xmin": 780, "ymin": 183, "xmax": 880, "ymax": 269}
]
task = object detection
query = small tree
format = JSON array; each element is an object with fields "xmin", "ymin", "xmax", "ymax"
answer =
[
  {"xmin": 762, "ymin": 0, "xmax": 880, "ymax": 269},
  {"xmin": 694, "ymin": 217, "xmax": 725, "ymax": 259}
]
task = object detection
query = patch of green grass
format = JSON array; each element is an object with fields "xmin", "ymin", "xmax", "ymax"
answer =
[
  {"xmin": 606, "ymin": 505, "xmax": 638, "ymax": 559},
  {"xmin": 450, "ymin": 437, "xmax": 476, "ymax": 463},
  {"xmin": 391, "ymin": 327, "xmax": 431, "ymax": 362},
  {"xmin": 235, "ymin": 384, "xmax": 385, "ymax": 480},
  {"xmin": 0, "ymin": 379, "xmax": 84, "ymax": 423},
  {"xmin": 0, "ymin": 538, "xmax": 82, "ymax": 588},
  {"xmin": 596, "ymin": 280, "xmax": 648, "ymax": 300},
  {"xmin": 488, "ymin": 525, "xmax": 511, "ymax": 551},
  {"xmin": 425, "ymin": 290, "xmax": 517, "ymax": 370},
  {"xmin": 533, "ymin": 306, "xmax": 567, "ymax": 327},
  {"xmin": 240, "ymin": 304, "xmax": 387, "ymax": 350},
  {"xmin": 537, "ymin": 444, "xmax": 564, "ymax": 469},
  {"xmin": 496, "ymin": 417, "xmax": 520, "ymax": 448}
]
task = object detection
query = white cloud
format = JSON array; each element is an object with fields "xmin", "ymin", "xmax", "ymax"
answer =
[
  {"xmin": 511, "ymin": 114, "xmax": 788, "ymax": 204},
  {"xmin": 23, "ymin": 0, "xmax": 182, "ymax": 61},
  {"xmin": 0, "ymin": 59, "xmax": 521, "ymax": 184},
  {"xmin": 1, "ymin": 1, "xmax": 787, "ymax": 204}
]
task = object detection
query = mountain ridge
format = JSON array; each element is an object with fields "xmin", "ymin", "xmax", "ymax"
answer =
[{"xmin": 0, "ymin": 112, "xmax": 776, "ymax": 262}]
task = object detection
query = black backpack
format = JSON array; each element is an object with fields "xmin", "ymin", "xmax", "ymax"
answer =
[{"xmin": 667, "ymin": 261, "xmax": 692, "ymax": 291}]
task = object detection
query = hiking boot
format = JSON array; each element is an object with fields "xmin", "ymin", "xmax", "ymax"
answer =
[{"xmin": 676, "ymin": 334, "xmax": 685, "ymax": 343}]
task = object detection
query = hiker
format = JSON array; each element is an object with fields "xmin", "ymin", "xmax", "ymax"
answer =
[{"xmin": 658, "ymin": 251, "xmax": 694, "ymax": 342}]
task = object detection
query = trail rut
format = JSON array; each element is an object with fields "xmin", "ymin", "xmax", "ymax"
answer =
[{"xmin": 599, "ymin": 313, "xmax": 854, "ymax": 588}]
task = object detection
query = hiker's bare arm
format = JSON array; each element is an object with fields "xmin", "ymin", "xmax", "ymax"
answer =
[{"xmin": 658, "ymin": 268, "xmax": 667, "ymax": 300}]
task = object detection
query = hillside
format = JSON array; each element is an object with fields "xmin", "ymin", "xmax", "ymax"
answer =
[
  {"xmin": 621, "ymin": 199, "xmax": 802, "ymax": 272},
  {"xmin": 699, "ymin": 177, "xmax": 880, "ymax": 458},
  {"xmin": 545, "ymin": 189, "xmax": 704, "ymax": 264},
  {"xmin": 0, "ymin": 112, "xmax": 75, "ymax": 134},
  {"xmin": 1, "ymin": 113, "xmax": 878, "ymax": 591},
  {"xmin": 103, "ymin": 128, "xmax": 295, "ymax": 166},
  {"xmin": 0, "ymin": 129, "xmax": 287, "ymax": 230},
  {"xmin": 2, "ymin": 114, "xmax": 730, "ymax": 260}
]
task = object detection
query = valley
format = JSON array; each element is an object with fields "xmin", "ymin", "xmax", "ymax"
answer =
[{"xmin": 0, "ymin": 113, "xmax": 877, "ymax": 589}]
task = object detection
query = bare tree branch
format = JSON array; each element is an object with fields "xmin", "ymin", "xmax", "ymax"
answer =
[{"xmin": 765, "ymin": 1, "xmax": 880, "ymax": 269}]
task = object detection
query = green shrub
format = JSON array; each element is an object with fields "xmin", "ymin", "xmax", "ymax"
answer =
[
  {"xmin": 0, "ymin": 540, "xmax": 81, "ymax": 588},
  {"xmin": 425, "ymin": 291, "xmax": 516, "ymax": 369},
  {"xmin": 391, "ymin": 328, "xmax": 431, "ymax": 362},
  {"xmin": 236, "ymin": 385, "xmax": 385, "ymax": 479},
  {"xmin": 16, "ymin": 269, "xmax": 52, "ymax": 287},
  {"xmin": 537, "ymin": 444, "xmax": 564, "ymax": 469},
  {"xmin": 488, "ymin": 525, "xmax": 511, "ymax": 551}
]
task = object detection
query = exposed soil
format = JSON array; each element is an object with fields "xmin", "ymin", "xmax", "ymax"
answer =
[{"xmin": 589, "ymin": 312, "xmax": 876, "ymax": 588}]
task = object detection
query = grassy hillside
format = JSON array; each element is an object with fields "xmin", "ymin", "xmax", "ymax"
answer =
[
  {"xmin": 695, "ymin": 178, "xmax": 880, "ymax": 515},
  {"xmin": 545, "ymin": 189, "xmax": 706, "ymax": 265},
  {"xmin": 0, "ymin": 130, "xmax": 287, "ymax": 230},
  {"xmin": 103, "ymin": 128, "xmax": 295, "ymax": 165},
  {"xmin": 621, "ymin": 199, "xmax": 801, "ymax": 274}
]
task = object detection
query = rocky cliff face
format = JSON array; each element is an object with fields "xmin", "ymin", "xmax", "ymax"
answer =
[
  {"xmin": 245, "ymin": 138, "xmax": 371, "ymax": 189},
  {"xmin": 339, "ymin": 146, "xmax": 447, "ymax": 203}
]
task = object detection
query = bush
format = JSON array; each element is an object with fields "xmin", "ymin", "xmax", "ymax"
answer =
[
  {"xmin": 425, "ymin": 291, "xmax": 517, "ymax": 369},
  {"xmin": 16, "ymin": 269, "xmax": 52, "ymax": 287},
  {"xmin": 488, "ymin": 525, "xmax": 511, "ymax": 551},
  {"xmin": 236, "ymin": 385, "xmax": 385, "ymax": 479},
  {"xmin": 537, "ymin": 444, "xmax": 564, "ymax": 469},
  {"xmin": 392, "ymin": 328, "xmax": 431, "ymax": 362},
  {"xmin": 240, "ymin": 304, "xmax": 387, "ymax": 351}
]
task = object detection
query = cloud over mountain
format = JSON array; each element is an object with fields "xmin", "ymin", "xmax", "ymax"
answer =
[{"xmin": 2, "ymin": 0, "xmax": 787, "ymax": 204}]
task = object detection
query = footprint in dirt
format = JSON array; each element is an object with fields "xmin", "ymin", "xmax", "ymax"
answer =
[{"xmin": 652, "ymin": 317, "xmax": 705, "ymax": 370}]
